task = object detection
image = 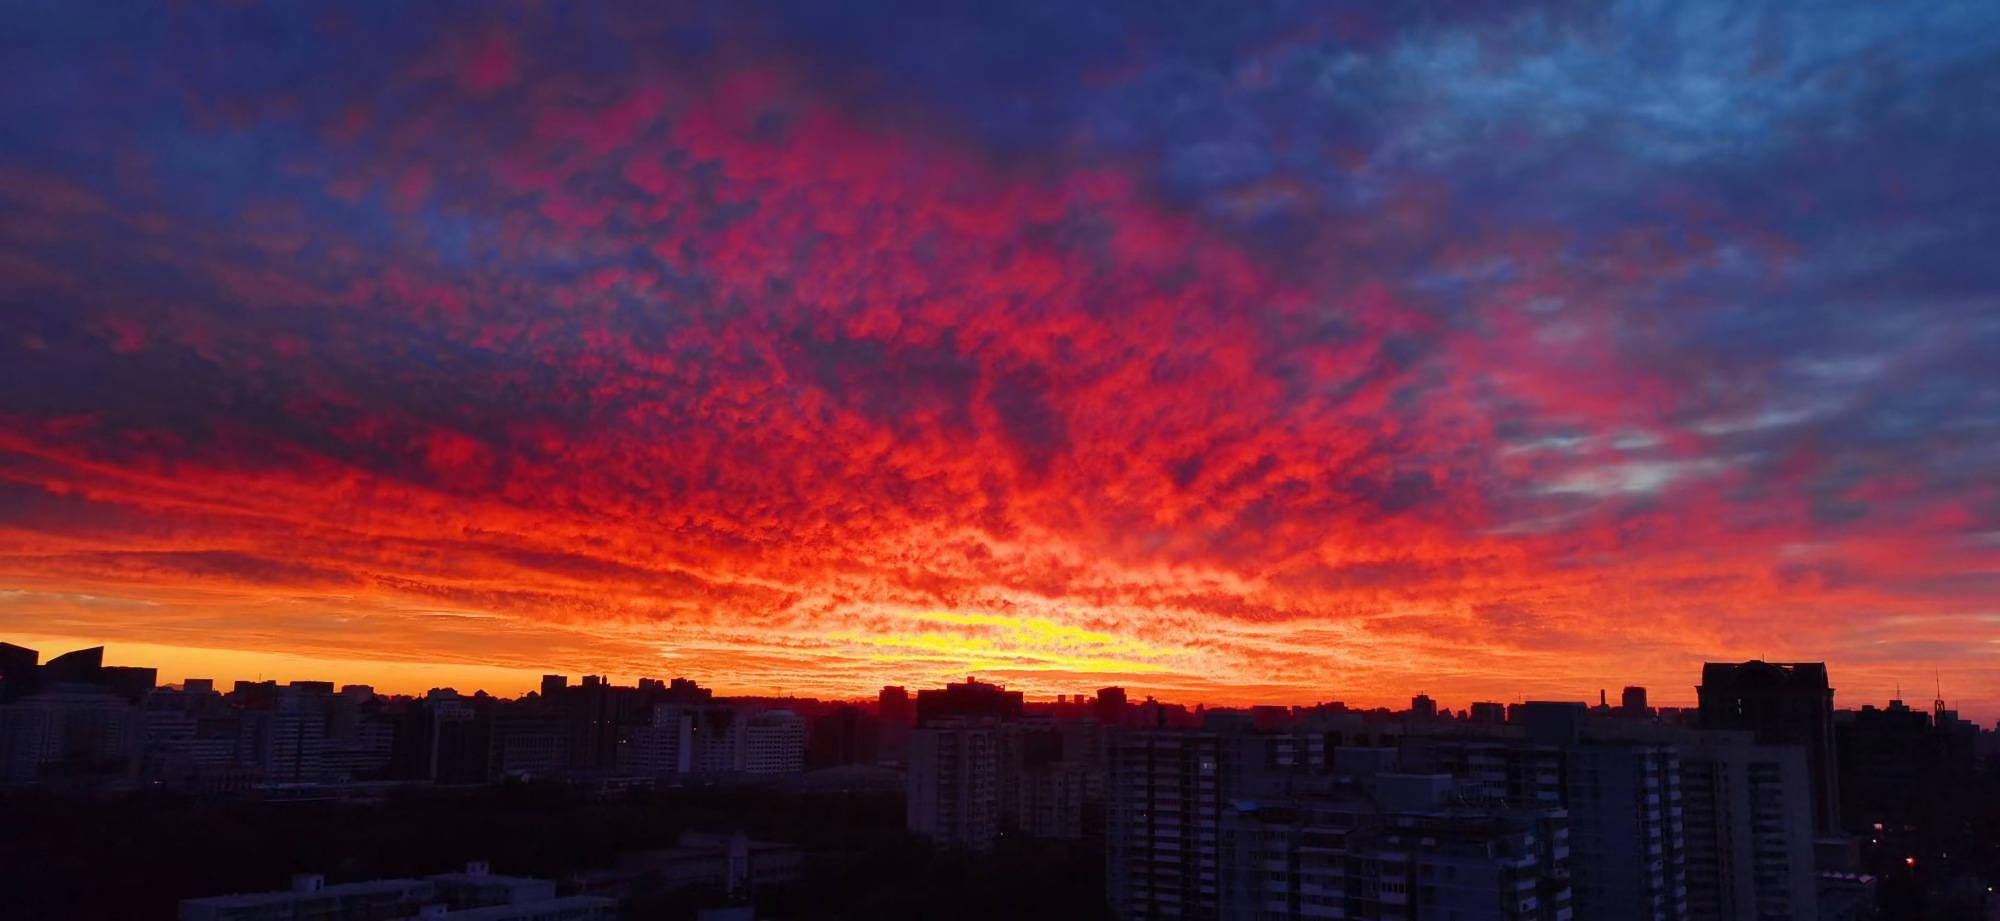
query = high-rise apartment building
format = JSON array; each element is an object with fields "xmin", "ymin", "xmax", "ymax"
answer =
[
  {"xmin": 1222, "ymin": 784, "xmax": 1573, "ymax": 921},
  {"xmin": 1680, "ymin": 732, "xmax": 1817, "ymax": 921},
  {"xmin": 907, "ymin": 720, "xmax": 1001, "ymax": 852},
  {"xmin": 1697, "ymin": 662, "xmax": 1840, "ymax": 835},
  {"xmin": 1106, "ymin": 728, "xmax": 1226, "ymax": 919},
  {"xmin": 1564, "ymin": 742, "xmax": 1687, "ymax": 921}
]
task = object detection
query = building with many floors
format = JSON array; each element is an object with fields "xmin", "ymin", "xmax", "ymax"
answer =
[{"xmin": 907, "ymin": 719, "xmax": 1002, "ymax": 852}]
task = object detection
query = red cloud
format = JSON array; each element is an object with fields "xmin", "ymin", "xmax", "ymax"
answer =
[{"xmin": 0, "ymin": 28, "xmax": 1994, "ymax": 716}]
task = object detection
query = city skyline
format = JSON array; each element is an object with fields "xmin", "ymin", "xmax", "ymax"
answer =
[
  {"xmin": 5, "ymin": 636, "xmax": 1987, "ymax": 725},
  {"xmin": 4, "ymin": 4, "xmax": 1999, "ymax": 718}
]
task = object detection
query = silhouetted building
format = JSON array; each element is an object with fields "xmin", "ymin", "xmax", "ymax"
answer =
[
  {"xmin": 806, "ymin": 706, "xmax": 879, "ymax": 768},
  {"xmin": 0, "ymin": 644, "xmax": 150, "ymax": 787},
  {"xmin": 1411, "ymin": 693, "xmax": 1438, "ymax": 719},
  {"xmin": 1623, "ymin": 686, "xmax": 1651, "ymax": 717},
  {"xmin": 1698, "ymin": 661, "xmax": 1840, "ymax": 834},
  {"xmin": 877, "ymin": 685, "xmax": 914, "ymax": 764},
  {"xmin": 39, "ymin": 646, "xmax": 157, "ymax": 703},
  {"xmin": 1836, "ymin": 692, "xmax": 1981, "ymax": 838},
  {"xmin": 915, "ymin": 677, "xmax": 1022, "ymax": 727},
  {"xmin": 0, "ymin": 642, "xmax": 41, "ymax": 702},
  {"xmin": 1095, "ymin": 686, "xmax": 1128, "ymax": 727},
  {"xmin": 877, "ymin": 686, "xmax": 912, "ymax": 725}
]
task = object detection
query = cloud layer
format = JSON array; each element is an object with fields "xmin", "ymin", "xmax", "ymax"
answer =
[{"xmin": 1, "ymin": 1, "xmax": 1996, "ymax": 713}]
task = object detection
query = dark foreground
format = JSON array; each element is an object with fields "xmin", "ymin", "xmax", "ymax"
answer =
[{"xmin": 0, "ymin": 782, "xmax": 1108, "ymax": 920}]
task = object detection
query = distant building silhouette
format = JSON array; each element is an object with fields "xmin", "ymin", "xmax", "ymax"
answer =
[
  {"xmin": 1094, "ymin": 686, "xmax": 1127, "ymax": 727},
  {"xmin": 1468, "ymin": 701, "xmax": 1506, "ymax": 724},
  {"xmin": 876, "ymin": 686, "xmax": 912, "ymax": 724},
  {"xmin": 1410, "ymin": 693, "xmax": 1438, "ymax": 719},
  {"xmin": 915, "ymin": 676, "xmax": 1022, "ymax": 727}
]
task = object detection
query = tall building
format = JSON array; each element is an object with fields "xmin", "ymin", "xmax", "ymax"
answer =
[
  {"xmin": 907, "ymin": 720, "xmax": 1000, "ymax": 852},
  {"xmin": 1680, "ymin": 732, "xmax": 1817, "ymax": 921},
  {"xmin": 1106, "ymin": 728, "xmax": 1225, "ymax": 919},
  {"xmin": 877, "ymin": 686, "xmax": 914, "ymax": 765},
  {"xmin": 1697, "ymin": 662, "xmax": 1840, "ymax": 834},
  {"xmin": 877, "ymin": 686, "xmax": 913, "ymax": 724},
  {"xmin": 1404, "ymin": 711, "xmax": 1689, "ymax": 921},
  {"xmin": 1564, "ymin": 742, "xmax": 1688, "ymax": 921}
]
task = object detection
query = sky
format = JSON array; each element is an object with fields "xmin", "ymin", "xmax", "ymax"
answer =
[{"xmin": 2, "ymin": 2, "xmax": 1996, "ymax": 716}]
